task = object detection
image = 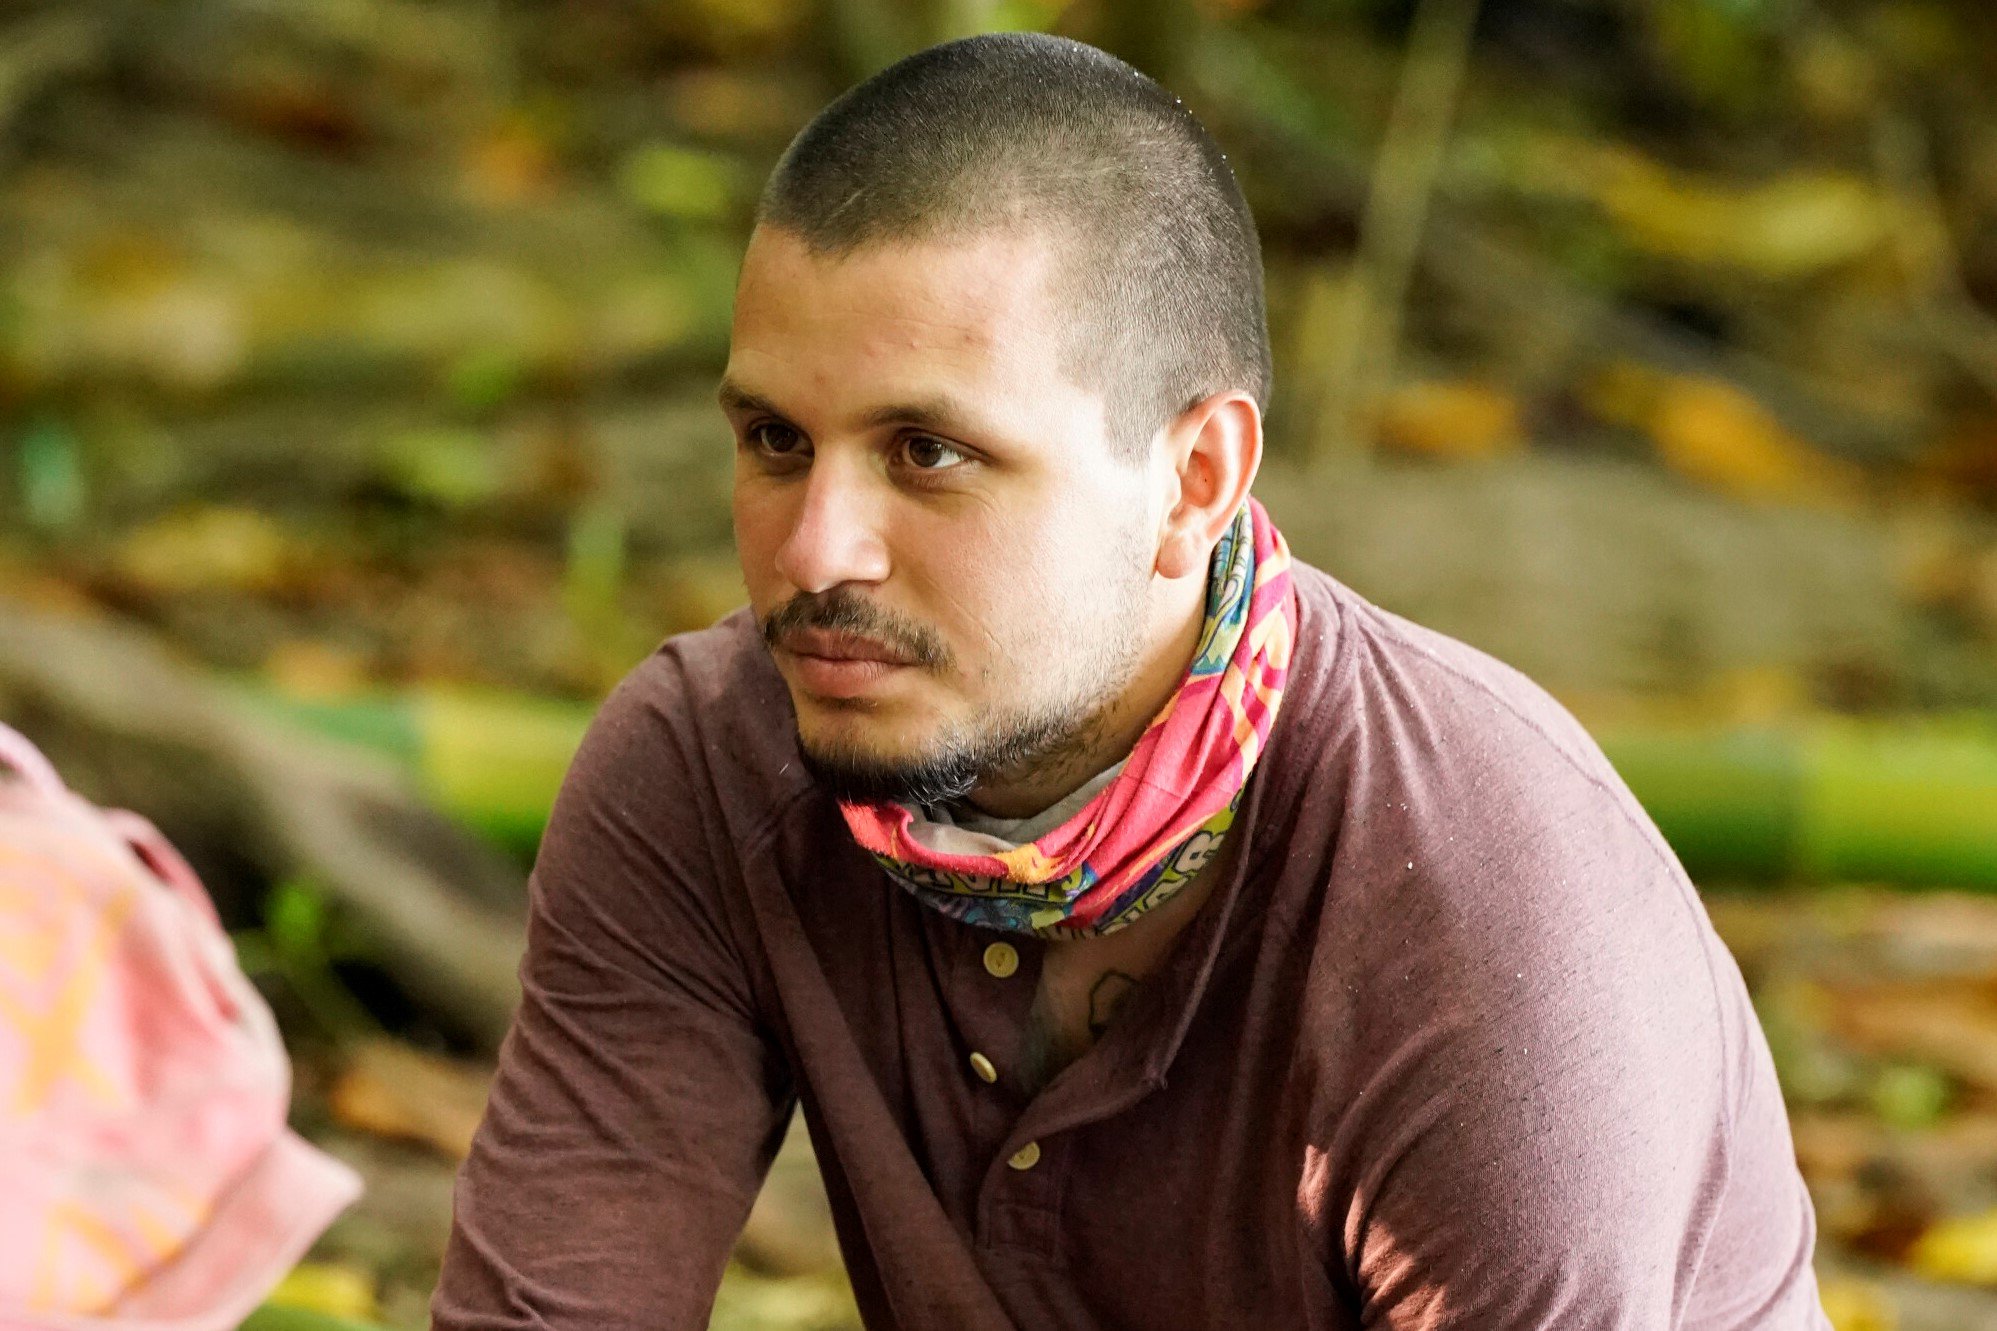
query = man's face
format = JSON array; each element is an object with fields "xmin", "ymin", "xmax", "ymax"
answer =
[{"xmin": 723, "ymin": 225, "xmax": 1167, "ymax": 807}]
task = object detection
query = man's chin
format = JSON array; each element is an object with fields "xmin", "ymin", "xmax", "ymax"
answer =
[{"xmin": 795, "ymin": 736, "xmax": 980, "ymax": 808}]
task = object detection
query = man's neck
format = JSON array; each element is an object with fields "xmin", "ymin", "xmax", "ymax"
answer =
[
  {"xmin": 946, "ymin": 760, "xmax": 1125, "ymax": 845},
  {"xmin": 1015, "ymin": 817, "xmax": 1243, "ymax": 1093}
]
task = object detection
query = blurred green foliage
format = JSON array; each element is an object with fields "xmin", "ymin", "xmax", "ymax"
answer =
[
  {"xmin": 1, "ymin": 0, "xmax": 1993, "ymax": 706},
  {"xmin": 234, "ymin": 878, "xmax": 383, "ymax": 1041}
]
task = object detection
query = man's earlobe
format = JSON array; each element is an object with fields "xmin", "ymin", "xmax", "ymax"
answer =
[{"xmin": 1155, "ymin": 526, "xmax": 1205, "ymax": 580}]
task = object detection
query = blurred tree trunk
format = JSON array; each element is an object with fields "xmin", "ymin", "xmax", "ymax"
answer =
[
  {"xmin": 821, "ymin": 0, "xmax": 1088, "ymax": 81},
  {"xmin": 1092, "ymin": 0, "xmax": 1199, "ymax": 86},
  {"xmin": 820, "ymin": 0, "xmax": 921, "ymax": 81}
]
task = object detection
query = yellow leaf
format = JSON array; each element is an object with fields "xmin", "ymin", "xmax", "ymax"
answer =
[
  {"xmin": 463, "ymin": 115, "xmax": 558, "ymax": 206},
  {"xmin": 1511, "ymin": 136, "xmax": 1894, "ymax": 279},
  {"xmin": 1729, "ymin": 175, "xmax": 1894, "ymax": 280},
  {"xmin": 328, "ymin": 1038, "xmax": 492, "ymax": 1161},
  {"xmin": 1913, "ymin": 1207, "xmax": 1997, "ymax": 1283},
  {"xmin": 1642, "ymin": 375, "xmax": 1859, "ymax": 506},
  {"xmin": 1600, "ymin": 163, "xmax": 1891, "ymax": 278},
  {"xmin": 618, "ymin": 144, "xmax": 740, "ymax": 221},
  {"xmin": 264, "ymin": 1262, "xmax": 378, "ymax": 1323},
  {"xmin": 1818, "ymin": 1275, "xmax": 1896, "ymax": 1331},
  {"xmin": 264, "ymin": 639, "xmax": 370, "ymax": 699},
  {"xmin": 1376, "ymin": 380, "xmax": 1524, "ymax": 461},
  {"xmin": 113, "ymin": 506, "xmax": 296, "ymax": 596}
]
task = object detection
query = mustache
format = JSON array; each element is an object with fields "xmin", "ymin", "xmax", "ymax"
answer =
[{"xmin": 760, "ymin": 588, "xmax": 952, "ymax": 671}]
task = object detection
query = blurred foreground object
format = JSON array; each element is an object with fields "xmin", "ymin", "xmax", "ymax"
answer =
[{"xmin": 0, "ymin": 722, "xmax": 360, "ymax": 1327}]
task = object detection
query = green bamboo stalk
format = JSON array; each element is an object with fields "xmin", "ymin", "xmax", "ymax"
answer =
[
  {"xmin": 245, "ymin": 683, "xmax": 1997, "ymax": 891},
  {"xmin": 1590, "ymin": 726, "xmax": 1798, "ymax": 878}
]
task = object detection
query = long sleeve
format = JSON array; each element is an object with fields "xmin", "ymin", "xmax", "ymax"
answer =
[
  {"xmin": 431, "ymin": 667, "xmax": 793, "ymax": 1330},
  {"xmin": 1289, "ymin": 615, "xmax": 1827, "ymax": 1329}
]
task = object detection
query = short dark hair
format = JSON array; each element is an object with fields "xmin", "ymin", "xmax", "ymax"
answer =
[{"xmin": 753, "ymin": 32, "xmax": 1271, "ymax": 461}]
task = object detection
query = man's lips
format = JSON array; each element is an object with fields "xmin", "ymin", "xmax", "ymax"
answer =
[{"xmin": 776, "ymin": 629, "xmax": 919, "ymax": 699}]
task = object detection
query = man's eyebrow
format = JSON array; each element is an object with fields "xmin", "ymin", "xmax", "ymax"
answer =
[
  {"xmin": 858, "ymin": 396, "xmax": 989, "ymax": 438},
  {"xmin": 716, "ymin": 379, "xmax": 782, "ymax": 417},
  {"xmin": 717, "ymin": 380, "xmax": 993, "ymax": 439}
]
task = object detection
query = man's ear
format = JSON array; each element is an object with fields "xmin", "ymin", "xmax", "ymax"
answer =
[{"xmin": 1155, "ymin": 390, "xmax": 1263, "ymax": 581}]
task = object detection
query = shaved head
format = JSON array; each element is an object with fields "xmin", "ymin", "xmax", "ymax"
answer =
[{"xmin": 752, "ymin": 32, "xmax": 1271, "ymax": 460}]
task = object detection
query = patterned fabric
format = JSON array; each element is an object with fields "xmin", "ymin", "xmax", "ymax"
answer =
[
  {"xmin": 838, "ymin": 497, "xmax": 1297, "ymax": 938},
  {"xmin": 0, "ymin": 722, "xmax": 360, "ymax": 1327}
]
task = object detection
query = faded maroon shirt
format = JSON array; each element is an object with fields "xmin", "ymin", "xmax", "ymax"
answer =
[{"xmin": 432, "ymin": 559, "xmax": 1826, "ymax": 1330}]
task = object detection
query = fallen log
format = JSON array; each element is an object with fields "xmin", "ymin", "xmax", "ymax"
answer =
[{"xmin": 0, "ymin": 598, "xmax": 526, "ymax": 1049}]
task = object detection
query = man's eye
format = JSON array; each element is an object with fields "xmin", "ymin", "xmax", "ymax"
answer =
[
  {"xmin": 901, "ymin": 435, "xmax": 968, "ymax": 471},
  {"xmin": 747, "ymin": 421, "xmax": 806, "ymax": 455}
]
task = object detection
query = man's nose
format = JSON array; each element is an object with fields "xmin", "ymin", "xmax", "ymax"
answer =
[{"xmin": 772, "ymin": 454, "xmax": 891, "ymax": 594}]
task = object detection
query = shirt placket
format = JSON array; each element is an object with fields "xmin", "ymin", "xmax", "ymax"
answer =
[
  {"xmin": 921, "ymin": 914, "xmax": 1057, "ymax": 1245},
  {"xmin": 920, "ymin": 828, "xmax": 1259, "ymax": 1264},
  {"xmin": 933, "ymin": 919, "xmax": 1140, "ymax": 1258}
]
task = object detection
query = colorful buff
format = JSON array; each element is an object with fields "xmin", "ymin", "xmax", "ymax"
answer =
[{"xmin": 838, "ymin": 497, "xmax": 1297, "ymax": 938}]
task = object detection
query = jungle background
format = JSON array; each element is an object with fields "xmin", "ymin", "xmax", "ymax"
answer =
[{"xmin": 3, "ymin": 0, "xmax": 1997, "ymax": 1326}]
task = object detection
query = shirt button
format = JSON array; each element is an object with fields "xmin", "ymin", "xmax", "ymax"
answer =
[
  {"xmin": 1007, "ymin": 1141, "xmax": 1042, "ymax": 1171},
  {"xmin": 982, "ymin": 942, "xmax": 1019, "ymax": 979},
  {"xmin": 969, "ymin": 1052, "xmax": 998, "ymax": 1084}
]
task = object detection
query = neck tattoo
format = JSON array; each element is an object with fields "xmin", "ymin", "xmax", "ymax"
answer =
[{"xmin": 1087, "ymin": 970, "xmax": 1139, "ymax": 1039}]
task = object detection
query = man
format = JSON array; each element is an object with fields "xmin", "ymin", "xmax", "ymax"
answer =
[{"xmin": 433, "ymin": 31, "xmax": 1826, "ymax": 1331}]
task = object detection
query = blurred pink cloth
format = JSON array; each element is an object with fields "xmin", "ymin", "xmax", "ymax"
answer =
[{"xmin": 0, "ymin": 722, "xmax": 361, "ymax": 1330}]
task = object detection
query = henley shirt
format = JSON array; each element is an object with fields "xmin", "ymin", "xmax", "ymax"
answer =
[{"xmin": 432, "ymin": 558, "xmax": 1827, "ymax": 1330}]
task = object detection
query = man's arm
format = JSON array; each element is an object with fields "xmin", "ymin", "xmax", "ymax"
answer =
[
  {"xmin": 431, "ymin": 671, "xmax": 792, "ymax": 1330},
  {"xmin": 1313, "ymin": 826, "xmax": 1824, "ymax": 1329}
]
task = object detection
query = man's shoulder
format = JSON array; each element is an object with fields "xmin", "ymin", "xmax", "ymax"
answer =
[
  {"xmin": 1291, "ymin": 562, "xmax": 1608, "ymax": 789},
  {"xmin": 624, "ymin": 606, "xmax": 781, "ymax": 719},
  {"xmin": 1289, "ymin": 559, "xmax": 1658, "ymax": 860},
  {"xmin": 1282, "ymin": 561, "xmax": 1708, "ymax": 988},
  {"xmin": 1283, "ymin": 564, "xmax": 1745, "ymax": 1120},
  {"xmin": 574, "ymin": 608, "xmax": 812, "ymax": 828}
]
